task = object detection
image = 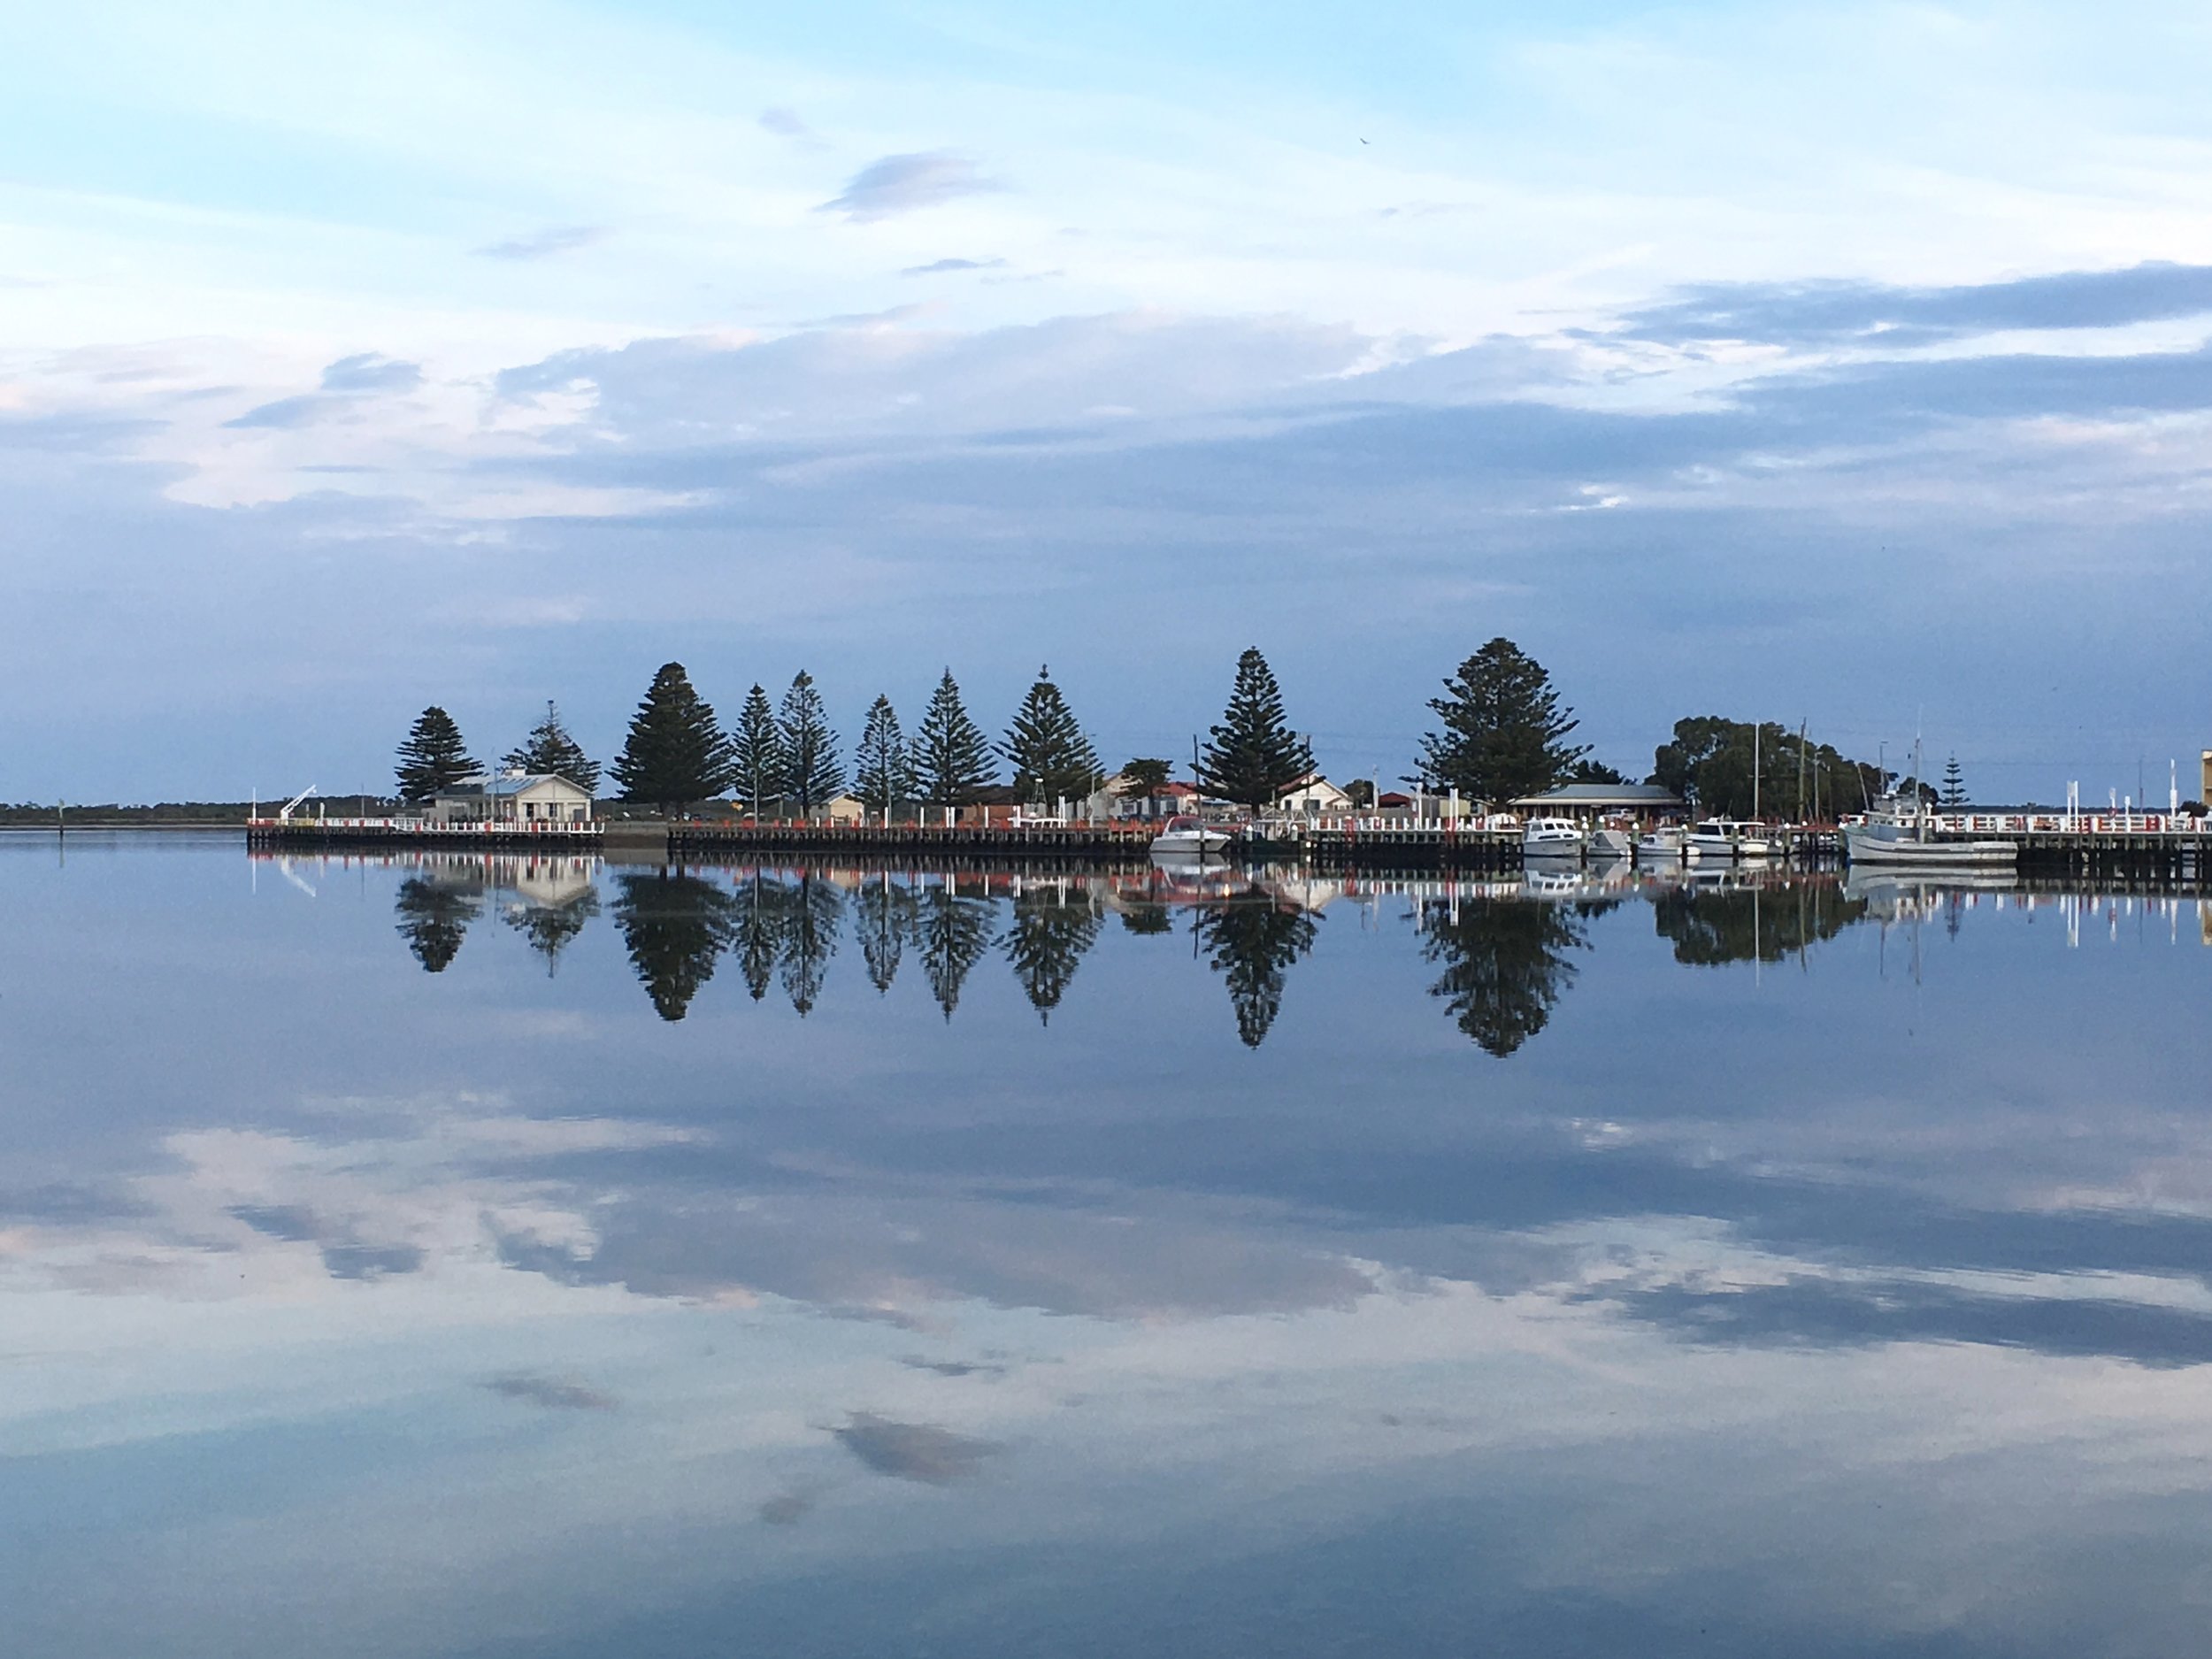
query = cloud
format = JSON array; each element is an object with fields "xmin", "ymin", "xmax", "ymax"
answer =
[
  {"xmin": 319, "ymin": 353, "xmax": 422, "ymax": 394},
  {"xmin": 818, "ymin": 153, "xmax": 1002, "ymax": 222},
  {"xmin": 474, "ymin": 225, "xmax": 606, "ymax": 261},
  {"xmin": 486, "ymin": 1373, "xmax": 618, "ymax": 1410},
  {"xmin": 757, "ymin": 107, "xmax": 815, "ymax": 142},
  {"xmin": 223, "ymin": 394, "xmax": 331, "ymax": 431},
  {"xmin": 1621, "ymin": 261, "xmax": 2212, "ymax": 348},
  {"xmin": 757, "ymin": 1490, "xmax": 814, "ymax": 1525},
  {"xmin": 831, "ymin": 1413, "xmax": 1001, "ymax": 1484},
  {"xmin": 901, "ymin": 257, "xmax": 1009, "ymax": 277}
]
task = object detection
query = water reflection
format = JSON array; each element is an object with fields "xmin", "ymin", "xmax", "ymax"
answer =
[
  {"xmin": 9, "ymin": 839, "xmax": 2212, "ymax": 1657},
  {"xmin": 360, "ymin": 856, "xmax": 1961, "ymax": 1048}
]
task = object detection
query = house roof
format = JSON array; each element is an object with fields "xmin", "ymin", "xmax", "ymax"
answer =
[
  {"xmin": 1508, "ymin": 783, "xmax": 1685, "ymax": 809},
  {"xmin": 441, "ymin": 772, "xmax": 588, "ymax": 799}
]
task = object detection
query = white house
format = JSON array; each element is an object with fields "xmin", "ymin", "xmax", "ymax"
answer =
[
  {"xmin": 1272, "ymin": 772, "xmax": 1354, "ymax": 815},
  {"xmin": 428, "ymin": 773, "xmax": 595, "ymax": 826}
]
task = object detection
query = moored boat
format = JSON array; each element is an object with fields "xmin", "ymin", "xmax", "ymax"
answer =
[
  {"xmin": 1150, "ymin": 813, "xmax": 1235, "ymax": 857},
  {"xmin": 1521, "ymin": 817, "xmax": 1586, "ymax": 859},
  {"xmin": 1842, "ymin": 795, "xmax": 2016, "ymax": 869},
  {"xmin": 1686, "ymin": 818, "xmax": 1773, "ymax": 861}
]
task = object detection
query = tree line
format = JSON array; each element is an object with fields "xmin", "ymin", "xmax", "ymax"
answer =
[{"xmin": 394, "ymin": 636, "xmax": 1909, "ymax": 818}]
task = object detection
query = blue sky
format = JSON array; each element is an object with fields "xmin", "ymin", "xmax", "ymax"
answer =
[{"xmin": 4, "ymin": 0, "xmax": 2211, "ymax": 802}]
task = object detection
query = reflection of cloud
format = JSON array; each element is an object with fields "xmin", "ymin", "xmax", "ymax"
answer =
[
  {"xmin": 832, "ymin": 1413, "xmax": 1001, "ymax": 1484},
  {"xmin": 819, "ymin": 153, "xmax": 1002, "ymax": 222},
  {"xmin": 228, "ymin": 1202, "xmax": 319, "ymax": 1242},
  {"xmin": 900, "ymin": 1356, "xmax": 1007, "ymax": 1379},
  {"xmin": 757, "ymin": 1490, "xmax": 814, "ymax": 1525},
  {"xmin": 320, "ymin": 1242, "xmax": 425, "ymax": 1279},
  {"xmin": 487, "ymin": 1372, "xmax": 618, "ymax": 1411},
  {"xmin": 474, "ymin": 226, "xmax": 606, "ymax": 261}
]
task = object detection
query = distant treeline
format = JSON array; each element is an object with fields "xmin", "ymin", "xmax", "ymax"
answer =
[
  {"xmin": 1, "ymin": 797, "xmax": 388, "ymax": 826},
  {"xmin": 395, "ymin": 636, "xmax": 1909, "ymax": 818}
]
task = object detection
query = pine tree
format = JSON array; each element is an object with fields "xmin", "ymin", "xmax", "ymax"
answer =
[
  {"xmin": 501, "ymin": 700, "xmax": 600, "ymax": 795},
  {"xmin": 1198, "ymin": 648, "xmax": 1314, "ymax": 810},
  {"xmin": 855, "ymin": 695, "xmax": 916, "ymax": 820},
  {"xmin": 729, "ymin": 684, "xmax": 781, "ymax": 816},
  {"xmin": 774, "ymin": 671, "xmax": 845, "ymax": 814},
  {"xmin": 913, "ymin": 669, "xmax": 997, "ymax": 810},
  {"xmin": 1939, "ymin": 754, "xmax": 1969, "ymax": 810},
  {"xmin": 1415, "ymin": 639, "xmax": 1588, "ymax": 803},
  {"xmin": 1000, "ymin": 665, "xmax": 1099, "ymax": 808},
  {"xmin": 396, "ymin": 707, "xmax": 478, "ymax": 803},
  {"xmin": 609, "ymin": 663, "xmax": 733, "ymax": 810}
]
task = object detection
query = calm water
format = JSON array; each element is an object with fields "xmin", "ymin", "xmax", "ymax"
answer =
[{"xmin": 5, "ymin": 833, "xmax": 2212, "ymax": 1657}]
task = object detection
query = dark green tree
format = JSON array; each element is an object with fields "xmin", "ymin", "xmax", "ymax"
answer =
[
  {"xmin": 501, "ymin": 701, "xmax": 601, "ymax": 795},
  {"xmin": 1117, "ymin": 758, "xmax": 1173, "ymax": 800},
  {"xmin": 916, "ymin": 880, "xmax": 996, "ymax": 1019},
  {"xmin": 855, "ymin": 695, "xmax": 916, "ymax": 820},
  {"xmin": 774, "ymin": 672, "xmax": 845, "ymax": 816},
  {"xmin": 396, "ymin": 707, "xmax": 478, "ymax": 803},
  {"xmin": 1199, "ymin": 648, "xmax": 1314, "ymax": 810},
  {"xmin": 1198, "ymin": 899, "xmax": 1318, "ymax": 1047},
  {"xmin": 611, "ymin": 870, "xmax": 737, "ymax": 1020},
  {"xmin": 1568, "ymin": 758, "xmax": 1626, "ymax": 785},
  {"xmin": 1000, "ymin": 666, "xmax": 1100, "ymax": 808},
  {"xmin": 1939, "ymin": 755, "xmax": 1968, "ymax": 810},
  {"xmin": 729, "ymin": 684, "xmax": 782, "ymax": 816},
  {"xmin": 393, "ymin": 876, "xmax": 483, "ymax": 972},
  {"xmin": 1000, "ymin": 881, "xmax": 1101, "ymax": 1023},
  {"xmin": 1419, "ymin": 895, "xmax": 1596, "ymax": 1057},
  {"xmin": 610, "ymin": 664, "xmax": 732, "ymax": 810},
  {"xmin": 912, "ymin": 669, "xmax": 997, "ymax": 811},
  {"xmin": 1649, "ymin": 718, "xmax": 1883, "ymax": 820},
  {"xmin": 1415, "ymin": 639, "xmax": 1587, "ymax": 803}
]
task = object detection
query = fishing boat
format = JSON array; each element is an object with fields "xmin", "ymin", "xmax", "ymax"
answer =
[
  {"xmin": 1150, "ymin": 813, "xmax": 1235, "ymax": 857},
  {"xmin": 1521, "ymin": 817, "xmax": 1586, "ymax": 859},
  {"xmin": 1686, "ymin": 818, "xmax": 1773, "ymax": 861},
  {"xmin": 1842, "ymin": 795, "xmax": 2016, "ymax": 869}
]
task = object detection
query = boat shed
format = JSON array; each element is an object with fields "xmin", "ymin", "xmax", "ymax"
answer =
[
  {"xmin": 1509, "ymin": 783, "xmax": 1686, "ymax": 820},
  {"xmin": 429, "ymin": 772, "xmax": 595, "ymax": 826}
]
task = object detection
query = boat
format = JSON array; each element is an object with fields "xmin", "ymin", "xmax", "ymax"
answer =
[
  {"xmin": 1637, "ymin": 824, "xmax": 1685, "ymax": 863},
  {"xmin": 1842, "ymin": 794, "xmax": 2016, "ymax": 869},
  {"xmin": 1521, "ymin": 817, "xmax": 1586, "ymax": 859},
  {"xmin": 1150, "ymin": 814, "xmax": 1235, "ymax": 857},
  {"xmin": 1587, "ymin": 816, "xmax": 1636, "ymax": 861},
  {"xmin": 1686, "ymin": 818, "xmax": 1773, "ymax": 861}
]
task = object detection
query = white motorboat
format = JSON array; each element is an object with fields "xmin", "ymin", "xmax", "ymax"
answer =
[
  {"xmin": 1637, "ymin": 825, "xmax": 1686, "ymax": 863},
  {"xmin": 1842, "ymin": 795, "xmax": 2016, "ymax": 869},
  {"xmin": 1150, "ymin": 814, "xmax": 1235, "ymax": 857},
  {"xmin": 1686, "ymin": 818, "xmax": 1773, "ymax": 861},
  {"xmin": 1521, "ymin": 817, "xmax": 1586, "ymax": 859},
  {"xmin": 1587, "ymin": 817, "xmax": 1636, "ymax": 861}
]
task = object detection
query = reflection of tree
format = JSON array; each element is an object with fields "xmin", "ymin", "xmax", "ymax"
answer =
[
  {"xmin": 776, "ymin": 874, "xmax": 844, "ymax": 1016},
  {"xmin": 611, "ymin": 871, "xmax": 738, "ymax": 1021},
  {"xmin": 854, "ymin": 875, "xmax": 919, "ymax": 994},
  {"xmin": 729, "ymin": 872, "xmax": 781, "ymax": 1002},
  {"xmin": 1118, "ymin": 902, "xmax": 1177, "ymax": 936},
  {"xmin": 504, "ymin": 893, "xmax": 599, "ymax": 977},
  {"xmin": 1197, "ymin": 901, "xmax": 1317, "ymax": 1048},
  {"xmin": 395, "ymin": 877, "xmax": 483, "ymax": 972},
  {"xmin": 1001, "ymin": 885, "xmax": 1102, "ymax": 1024},
  {"xmin": 916, "ymin": 883, "xmax": 996, "ymax": 1021},
  {"xmin": 1420, "ymin": 898, "xmax": 1594, "ymax": 1057},
  {"xmin": 1650, "ymin": 883, "xmax": 1868, "ymax": 966}
]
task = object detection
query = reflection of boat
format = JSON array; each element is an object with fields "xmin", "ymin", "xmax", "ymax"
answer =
[
  {"xmin": 1843, "ymin": 795, "xmax": 2016, "ymax": 869},
  {"xmin": 1686, "ymin": 818, "xmax": 1773, "ymax": 861},
  {"xmin": 1151, "ymin": 814, "xmax": 1234, "ymax": 856},
  {"xmin": 1521, "ymin": 817, "xmax": 1586, "ymax": 859}
]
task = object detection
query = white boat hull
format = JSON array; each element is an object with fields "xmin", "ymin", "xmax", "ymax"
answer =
[
  {"xmin": 1842, "ymin": 827, "xmax": 2016, "ymax": 867},
  {"xmin": 1151, "ymin": 828, "xmax": 1234, "ymax": 856}
]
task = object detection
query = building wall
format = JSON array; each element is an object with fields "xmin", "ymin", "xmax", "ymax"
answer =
[{"xmin": 2201, "ymin": 750, "xmax": 2211, "ymax": 805}]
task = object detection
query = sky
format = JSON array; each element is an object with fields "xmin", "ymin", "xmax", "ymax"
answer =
[{"xmin": 4, "ymin": 0, "xmax": 2212, "ymax": 803}]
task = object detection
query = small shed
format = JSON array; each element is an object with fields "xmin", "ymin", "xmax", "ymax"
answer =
[{"xmin": 430, "ymin": 773, "xmax": 594, "ymax": 826}]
